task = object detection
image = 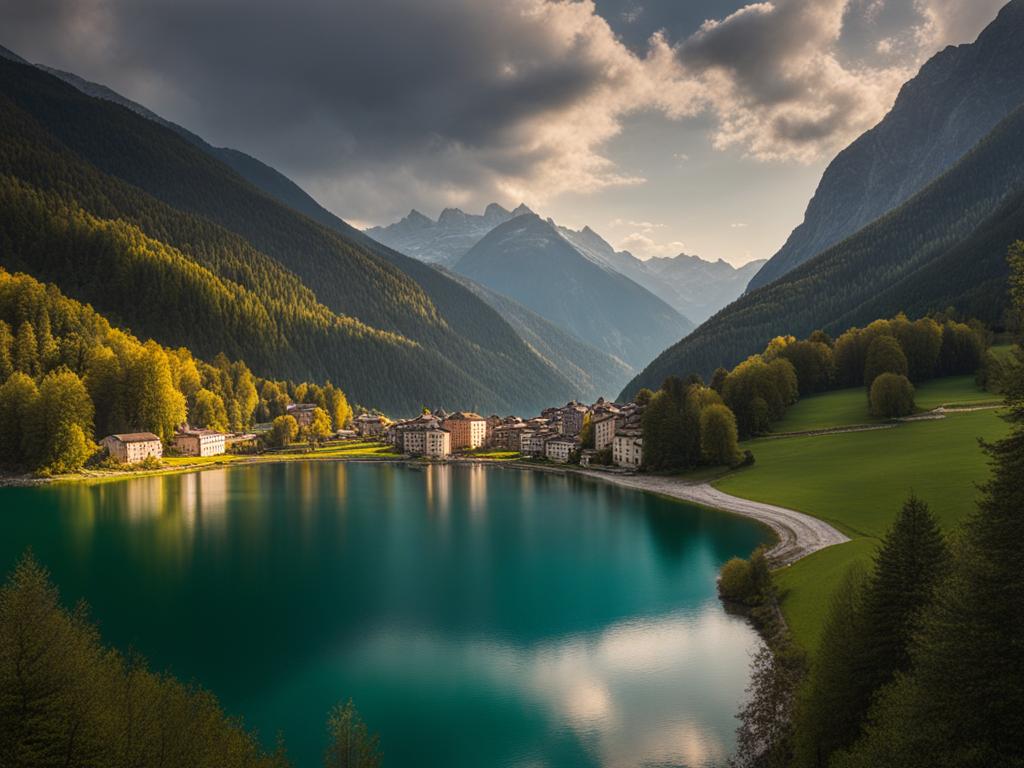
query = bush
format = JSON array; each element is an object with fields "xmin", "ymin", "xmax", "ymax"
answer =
[
  {"xmin": 870, "ymin": 373, "xmax": 916, "ymax": 418},
  {"xmin": 719, "ymin": 546, "xmax": 772, "ymax": 606}
]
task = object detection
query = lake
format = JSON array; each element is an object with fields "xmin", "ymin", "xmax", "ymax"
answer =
[{"xmin": 0, "ymin": 462, "xmax": 770, "ymax": 767}]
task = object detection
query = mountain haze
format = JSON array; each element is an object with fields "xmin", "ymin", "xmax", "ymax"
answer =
[
  {"xmin": 747, "ymin": 0, "xmax": 1024, "ymax": 292},
  {"xmin": 454, "ymin": 214, "xmax": 692, "ymax": 370}
]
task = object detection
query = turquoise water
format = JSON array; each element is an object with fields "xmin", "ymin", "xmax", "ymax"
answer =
[{"xmin": 0, "ymin": 462, "xmax": 769, "ymax": 767}]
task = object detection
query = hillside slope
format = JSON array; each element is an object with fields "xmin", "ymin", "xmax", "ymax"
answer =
[
  {"xmin": 0, "ymin": 56, "xmax": 577, "ymax": 414},
  {"xmin": 443, "ymin": 270, "xmax": 635, "ymax": 401},
  {"xmin": 455, "ymin": 214, "xmax": 692, "ymax": 370},
  {"xmin": 748, "ymin": 0, "xmax": 1024, "ymax": 291},
  {"xmin": 622, "ymin": 104, "xmax": 1024, "ymax": 398}
]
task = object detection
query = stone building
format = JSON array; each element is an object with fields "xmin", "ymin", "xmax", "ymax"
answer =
[
  {"xmin": 544, "ymin": 435, "xmax": 577, "ymax": 463},
  {"xmin": 173, "ymin": 428, "xmax": 226, "ymax": 457},
  {"xmin": 442, "ymin": 411, "xmax": 487, "ymax": 450},
  {"xmin": 354, "ymin": 413, "xmax": 386, "ymax": 437},
  {"xmin": 101, "ymin": 433, "xmax": 163, "ymax": 464}
]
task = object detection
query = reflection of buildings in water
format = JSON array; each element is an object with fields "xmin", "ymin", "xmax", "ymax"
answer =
[
  {"xmin": 424, "ymin": 464, "xmax": 451, "ymax": 517},
  {"xmin": 112, "ymin": 476, "xmax": 166, "ymax": 522},
  {"xmin": 465, "ymin": 464, "xmax": 487, "ymax": 518}
]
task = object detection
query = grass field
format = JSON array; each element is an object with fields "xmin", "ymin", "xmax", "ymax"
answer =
[
  {"xmin": 717, "ymin": 405, "xmax": 1010, "ymax": 652},
  {"xmin": 771, "ymin": 375, "xmax": 997, "ymax": 434}
]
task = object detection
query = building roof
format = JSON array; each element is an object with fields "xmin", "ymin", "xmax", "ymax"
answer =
[
  {"xmin": 445, "ymin": 411, "xmax": 485, "ymax": 421},
  {"xmin": 355, "ymin": 413, "xmax": 384, "ymax": 422},
  {"xmin": 104, "ymin": 432, "xmax": 161, "ymax": 443},
  {"xmin": 176, "ymin": 428, "xmax": 224, "ymax": 438},
  {"xmin": 287, "ymin": 403, "xmax": 318, "ymax": 412},
  {"xmin": 545, "ymin": 435, "xmax": 577, "ymax": 445}
]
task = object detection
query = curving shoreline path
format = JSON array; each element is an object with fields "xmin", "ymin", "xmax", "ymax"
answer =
[{"xmin": 574, "ymin": 470, "xmax": 850, "ymax": 567}]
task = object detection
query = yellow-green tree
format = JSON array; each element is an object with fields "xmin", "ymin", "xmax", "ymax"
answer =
[
  {"xmin": 306, "ymin": 407, "xmax": 333, "ymax": 444},
  {"xmin": 29, "ymin": 368, "xmax": 95, "ymax": 474},
  {"xmin": 191, "ymin": 388, "xmax": 230, "ymax": 432},
  {"xmin": 13, "ymin": 321, "xmax": 39, "ymax": 377},
  {"xmin": 270, "ymin": 415, "xmax": 299, "ymax": 448},
  {"xmin": 0, "ymin": 372, "xmax": 39, "ymax": 466},
  {"xmin": 324, "ymin": 383, "xmax": 352, "ymax": 431},
  {"xmin": 700, "ymin": 403, "xmax": 741, "ymax": 466},
  {"xmin": 127, "ymin": 341, "xmax": 186, "ymax": 440}
]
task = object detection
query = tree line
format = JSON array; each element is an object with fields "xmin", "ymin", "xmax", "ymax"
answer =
[
  {"xmin": 727, "ymin": 243, "xmax": 1024, "ymax": 768},
  {"xmin": 0, "ymin": 268, "xmax": 351, "ymax": 475},
  {"xmin": 0, "ymin": 554, "xmax": 382, "ymax": 768}
]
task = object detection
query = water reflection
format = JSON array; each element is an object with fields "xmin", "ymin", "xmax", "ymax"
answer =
[{"xmin": 0, "ymin": 462, "xmax": 769, "ymax": 768}]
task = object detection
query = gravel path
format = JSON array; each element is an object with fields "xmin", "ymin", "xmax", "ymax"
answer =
[{"xmin": 576, "ymin": 470, "xmax": 850, "ymax": 566}]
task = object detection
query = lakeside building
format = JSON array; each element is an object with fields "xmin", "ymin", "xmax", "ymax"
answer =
[
  {"xmin": 485, "ymin": 415, "xmax": 503, "ymax": 446},
  {"xmin": 593, "ymin": 412, "xmax": 619, "ymax": 450},
  {"xmin": 100, "ymin": 433, "xmax": 163, "ymax": 464},
  {"xmin": 173, "ymin": 428, "xmax": 226, "ymax": 457},
  {"xmin": 558, "ymin": 402, "xmax": 589, "ymax": 436},
  {"xmin": 544, "ymin": 435, "xmax": 577, "ymax": 463},
  {"xmin": 443, "ymin": 411, "xmax": 487, "ymax": 450},
  {"xmin": 612, "ymin": 405, "xmax": 645, "ymax": 469},
  {"xmin": 286, "ymin": 403, "xmax": 318, "ymax": 427},
  {"xmin": 423, "ymin": 427, "xmax": 451, "ymax": 457},
  {"xmin": 522, "ymin": 430, "xmax": 556, "ymax": 457},
  {"xmin": 579, "ymin": 448, "xmax": 597, "ymax": 467},
  {"xmin": 354, "ymin": 413, "xmax": 387, "ymax": 437}
]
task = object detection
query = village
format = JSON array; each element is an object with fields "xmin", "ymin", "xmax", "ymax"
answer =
[{"xmin": 94, "ymin": 397, "xmax": 647, "ymax": 471}]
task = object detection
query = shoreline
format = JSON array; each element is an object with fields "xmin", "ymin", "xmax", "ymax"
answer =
[
  {"xmin": 568, "ymin": 469, "xmax": 849, "ymax": 567},
  {"xmin": 1, "ymin": 452, "xmax": 847, "ymax": 567}
]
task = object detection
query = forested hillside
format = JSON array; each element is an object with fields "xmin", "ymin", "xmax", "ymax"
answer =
[
  {"xmin": 748, "ymin": 0, "xmax": 1024, "ymax": 291},
  {"xmin": 0, "ymin": 56, "xmax": 577, "ymax": 414},
  {"xmin": 622, "ymin": 104, "xmax": 1024, "ymax": 398}
]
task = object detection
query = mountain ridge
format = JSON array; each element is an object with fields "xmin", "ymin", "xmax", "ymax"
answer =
[{"xmin": 747, "ymin": 0, "xmax": 1024, "ymax": 291}]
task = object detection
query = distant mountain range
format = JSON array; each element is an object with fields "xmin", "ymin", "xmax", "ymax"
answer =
[
  {"xmin": 0, "ymin": 50, "xmax": 595, "ymax": 414},
  {"xmin": 368, "ymin": 204, "xmax": 762, "ymax": 324},
  {"xmin": 748, "ymin": 0, "xmax": 1024, "ymax": 292},
  {"xmin": 623, "ymin": 3, "xmax": 1024, "ymax": 397},
  {"xmin": 452, "ymin": 214, "xmax": 691, "ymax": 370}
]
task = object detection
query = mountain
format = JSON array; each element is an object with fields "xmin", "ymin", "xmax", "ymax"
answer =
[
  {"xmin": 366, "ymin": 203, "xmax": 533, "ymax": 265},
  {"xmin": 369, "ymin": 203, "xmax": 760, "ymax": 322},
  {"xmin": 0, "ymin": 54, "xmax": 582, "ymax": 415},
  {"xmin": 621, "ymin": 103, "xmax": 1024, "ymax": 398},
  {"xmin": 556, "ymin": 224, "xmax": 765, "ymax": 323},
  {"xmin": 747, "ymin": 0, "xmax": 1024, "ymax": 292},
  {"xmin": 454, "ymin": 214, "xmax": 692, "ymax": 370},
  {"xmin": 442, "ymin": 270, "xmax": 635, "ymax": 400}
]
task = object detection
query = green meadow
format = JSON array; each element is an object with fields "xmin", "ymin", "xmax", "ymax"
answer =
[{"xmin": 716, "ymin": 374, "xmax": 1010, "ymax": 652}]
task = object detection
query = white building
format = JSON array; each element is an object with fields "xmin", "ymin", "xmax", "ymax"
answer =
[
  {"xmin": 101, "ymin": 433, "xmax": 163, "ymax": 464},
  {"xmin": 593, "ymin": 413, "xmax": 619, "ymax": 450},
  {"xmin": 612, "ymin": 429, "xmax": 643, "ymax": 469},
  {"xmin": 173, "ymin": 428, "xmax": 226, "ymax": 457},
  {"xmin": 423, "ymin": 427, "xmax": 451, "ymax": 457},
  {"xmin": 544, "ymin": 435, "xmax": 576, "ymax": 463}
]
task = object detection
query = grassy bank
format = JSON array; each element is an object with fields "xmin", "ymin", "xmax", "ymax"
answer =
[{"xmin": 716, "ymin": 374, "xmax": 1009, "ymax": 652}]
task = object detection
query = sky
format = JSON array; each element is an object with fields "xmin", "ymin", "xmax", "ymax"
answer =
[{"xmin": 0, "ymin": 0, "xmax": 1008, "ymax": 265}]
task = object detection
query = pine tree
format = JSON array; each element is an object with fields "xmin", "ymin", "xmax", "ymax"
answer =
[
  {"xmin": 323, "ymin": 699, "xmax": 381, "ymax": 768},
  {"xmin": 13, "ymin": 321, "xmax": 39, "ymax": 377}
]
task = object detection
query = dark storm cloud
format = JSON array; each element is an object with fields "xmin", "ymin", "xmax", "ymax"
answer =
[{"xmin": 0, "ymin": 0, "xmax": 1007, "ymax": 222}]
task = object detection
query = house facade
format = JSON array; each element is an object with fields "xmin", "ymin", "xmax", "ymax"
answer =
[
  {"xmin": 423, "ymin": 427, "xmax": 451, "ymax": 457},
  {"xmin": 286, "ymin": 403, "xmax": 318, "ymax": 427},
  {"xmin": 354, "ymin": 413, "xmax": 386, "ymax": 437},
  {"xmin": 559, "ymin": 403, "xmax": 588, "ymax": 436},
  {"xmin": 544, "ymin": 435, "xmax": 576, "ymax": 463},
  {"xmin": 593, "ymin": 413, "xmax": 619, "ymax": 450},
  {"xmin": 443, "ymin": 411, "xmax": 487, "ymax": 450},
  {"xmin": 173, "ymin": 428, "xmax": 226, "ymax": 457},
  {"xmin": 101, "ymin": 433, "xmax": 163, "ymax": 464},
  {"xmin": 612, "ymin": 429, "xmax": 643, "ymax": 469}
]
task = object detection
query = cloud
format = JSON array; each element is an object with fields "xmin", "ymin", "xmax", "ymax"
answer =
[
  {"xmin": 619, "ymin": 231, "xmax": 687, "ymax": 258},
  {"xmin": 671, "ymin": 0, "xmax": 917, "ymax": 161},
  {"xmin": 0, "ymin": 0, "xmax": 1003, "ymax": 221},
  {"xmin": 913, "ymin": 0, "xmax": 1006, "ymax": 49}
]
